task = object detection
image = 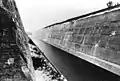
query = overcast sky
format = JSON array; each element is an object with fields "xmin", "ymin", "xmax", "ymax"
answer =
[{"xmin": 15, "ymin": 0, "xmax": 120, "ymax": 33}]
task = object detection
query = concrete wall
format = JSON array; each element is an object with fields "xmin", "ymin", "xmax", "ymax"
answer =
[{"xmin": 36, "ymin": 7, "xmax": 120, "ymax": 76}]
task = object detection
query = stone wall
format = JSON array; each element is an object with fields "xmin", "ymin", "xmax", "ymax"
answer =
[
  {"xmin": 36, "ymin": 6, "xmax": 120, "ymax": 76},
  {"xmin": 0, "ymin": 0, "xmax": 35, "ymax": 81}
]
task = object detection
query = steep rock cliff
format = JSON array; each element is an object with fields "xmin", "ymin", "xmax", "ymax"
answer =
[{"xmin": 0, "ymin": 0, "xmax": 35, "ymax": 81}]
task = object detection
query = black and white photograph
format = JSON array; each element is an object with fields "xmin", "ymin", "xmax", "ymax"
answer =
[{"xmin": 0, "ymin": 0, "xmax": 120, "ymax": 81}]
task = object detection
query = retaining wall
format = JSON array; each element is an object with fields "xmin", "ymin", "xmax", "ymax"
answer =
[{"xmin": 36, "ymin": 6, "xmax": 120, "ymax": 76}]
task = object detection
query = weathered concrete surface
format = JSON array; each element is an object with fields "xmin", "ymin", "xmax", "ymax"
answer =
[
  {"xmin": 0, "ymin": 0, "xmax": 35, "ymax": 81},
  {"xmin": 35, "ymin": 6, "xmax": 120, "ymax": 76}
]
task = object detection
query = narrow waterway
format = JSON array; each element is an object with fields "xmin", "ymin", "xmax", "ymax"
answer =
[{"xmin": 33, "ymin": 38, "xmax": 120, "ymax": 81}]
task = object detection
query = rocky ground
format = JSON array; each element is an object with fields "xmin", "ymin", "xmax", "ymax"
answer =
[{"xmin": 28, "ymin": 38, "xmax": 67, "ymax": 81}]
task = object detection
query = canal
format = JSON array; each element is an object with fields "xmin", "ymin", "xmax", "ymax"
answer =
[{"xmin": 32, "ymin": 38, "xmax": 120, "ymax": 81}]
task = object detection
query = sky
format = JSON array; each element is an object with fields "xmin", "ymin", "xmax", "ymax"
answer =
[{"xmin": 15, "ymin": 0, "xmax": 120, "ymax": 33}]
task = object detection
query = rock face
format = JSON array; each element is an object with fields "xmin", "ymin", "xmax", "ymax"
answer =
[{"xmin": 0, "ymin": 0, "xmax": 35, "ymax": 81}]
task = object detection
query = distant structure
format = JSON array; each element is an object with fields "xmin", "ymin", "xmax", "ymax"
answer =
[{"xmin": 27, "ymin": 32, "xmax": 32, "ymax": 36}]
